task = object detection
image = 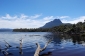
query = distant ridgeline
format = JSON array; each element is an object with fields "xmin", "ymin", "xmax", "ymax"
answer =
[
  {"xmin": 13, "ymin": 18, "xmax": 85, "ymax": 35},
  {"xmin": 0, "ymin": 29, "xmax": 13, "ymax": 32},
  {"xmin": 13, "ymin": 19, "xmax": 69, "ymax": 32},
  {"xmin": 40, "ymin": 19, "xmax": 63, "ymax": 28}
]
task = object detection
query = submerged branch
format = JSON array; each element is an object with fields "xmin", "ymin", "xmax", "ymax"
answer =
[
  {"xmin": 0, "ymin": 45, "xmax": 1, "ymax": 52},
  {"xmin": 34, "ymin": 38, "xmax": 53, "ymax": 56},
  {"xmin": 17, "ymin": 38, "xmax": 23, "ymax": 55},
  {"xmin": 2, "ymin": 50, "xmax": 9, "ymax": 56},
  {"xmin": 1, "ymin": 40, "xmax": 12, "ymax": 56},
  {"xmin": 4, "ymin": 40, "xmax": 12, "ymax": 47},
  {"xmin": 34, "ymin": 43, "xmax": 41, "ymax": 56},
  {"xmin": 40, "ymin": 38, "xmax": 53, "ymax": 52}
]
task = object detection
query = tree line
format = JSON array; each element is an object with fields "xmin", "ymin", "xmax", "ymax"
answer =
[{"xmin": 13, "ymin": 20, "xmax": 85, "ymax": 34}]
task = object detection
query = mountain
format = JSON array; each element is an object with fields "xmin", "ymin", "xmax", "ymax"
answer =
[
  {"xmin": 0, "ymin": 28, "xmax": 13, "ymax": 32},
  {"xmin": 41, "ymin": 19, "xmax": 63, "ymax": 28}
]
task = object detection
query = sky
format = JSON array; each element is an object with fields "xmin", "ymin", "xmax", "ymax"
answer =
[{"xmin": 0, "ymin": 0, "xmax": 85, "ymax": 28}]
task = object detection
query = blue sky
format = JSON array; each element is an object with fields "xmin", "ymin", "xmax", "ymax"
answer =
[{"xmin": 0, "ymin": 0, "xmax": 85, "ymax": 28}]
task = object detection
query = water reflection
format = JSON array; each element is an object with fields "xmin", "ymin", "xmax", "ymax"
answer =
[
  {"xmin": 44, "ymin": 32, "xmax": 85, "ymax": 56},
  {"xmin": 50, "ymin": 32, "xmax": 85, "ymax": 45},
  {"xmin": 0, "ymin": 32, "xmax": 85, "ymax": 56},
  {"xmin": 40, "ymin": 52, "xmax": 52, "ymax": 56}
]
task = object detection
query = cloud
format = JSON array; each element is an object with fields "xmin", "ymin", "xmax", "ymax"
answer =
[
  {"xmin": 1, "ymin": 14, "xmax": 18, "ymax": 20},
  {"xmin": 29, "ymin": 14, "xmax": 42, "ymax": 19},
  {"xmin": 57, "ymin": 16, "xmax": 70, "ymax": 19},
  {"xmin": 43, "ymin": 16, "xmax": 55, "ymax": 23},
  {"xmin": 43, "ymin": 16, "xmax": 54, "ymax": 21},
  {"xmin": 0, "ymin": 14, "xmax": 85, "ymax": 28},
  {"xmin": 0, "ymin": 14, "xmax": 43, "ymax": 28},
  {"xmin": 62, "ymin": 16, "xmax": 85, "ymax": 24}
]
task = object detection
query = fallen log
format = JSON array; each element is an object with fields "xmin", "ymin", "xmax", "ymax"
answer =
[{"xmin": 34, "ymin": 38, "xmax": 53, "ymax": 56}]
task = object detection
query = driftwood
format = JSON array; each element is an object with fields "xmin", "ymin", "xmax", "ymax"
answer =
[
  {"xmin": 16, "ymin": 38, "xmax": 23, "ymax": 55},
  {"xmin": 2, "ymin": 50, "xmax": 9, "ymax": 56},
  {"xmin": 19, "ymin": 38, "xmax": 23, "ymax": 55},
  {"xmin": 0, "ymin": 45, "xmax": 1, "ymax": 52},
  {"xmin": 0, "ymin": 37, "xmax": 52, "ymax": 56},
  {"xmin": 4, "ymin": 40, "xmax": 12, "ymax": 47},
  {"xmin": 0, "ymin": 44, "xmax": 9, "ymax": 56},
  {"xmin": 0, "ymin": 40, "xmax": 12, "ymax": 56},
  {"xmin": 2, "ymin": 40, "xmax": 11, "ymax": 56},
  {"xmin": 34, "ymin": 38, "xmax": 53, "ymax": 56}
]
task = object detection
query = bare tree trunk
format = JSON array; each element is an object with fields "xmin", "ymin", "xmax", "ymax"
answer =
[
  {"xmin": 34, "ymin": 43, "xmax": 41, "ymax": 56},
  {"xmin": 34, "ymin": 38, "xmax": 53, "ymax": 56},
  {"xmin": 19, "ymin": 38, "xmax": 23, "ymax": 55}
]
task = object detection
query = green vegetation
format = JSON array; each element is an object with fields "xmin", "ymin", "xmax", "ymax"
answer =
[
  {"xmin": 13, "ymin": 20, "xmax": 85, "ymax": 35},
  {"xmin": 13, "ymin": 28, "xmax": 51, "ymax": 32}
]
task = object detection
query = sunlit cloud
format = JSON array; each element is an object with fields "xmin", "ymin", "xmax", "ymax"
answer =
[
  {"xmin": 0, "ymin": 14, "xmax": 85, "ymax": 28},
  {"xmin": 0, "ymin": 14, "xmax": 43, "ymax": 28},
  {"xmin": 62, "ymin": 16, "xmax": 85, "ymax": 24},
  {"xmin": 57, "ymin": 16, "xmax": 70, "ymax": 19},
  {"xmin": 43, "ymin": 16, "xmax": 56, "ymax": 23},
  {"xmin": 1, "ymin": 14, "xmax": 18, "ymax": 20},
  {"xmin": 29, "ymin": 14, "xmax": 42, "ymax": 19}
]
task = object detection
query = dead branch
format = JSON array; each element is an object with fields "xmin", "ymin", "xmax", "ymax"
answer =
[
  {"xmin": 4, "ymin": 40, "xmax": 12, "ymax": 47},
  {"xmin": 2, "ymin": 50, "xmax": 9, "ymax": 56},
  {"xmin": 3, "ymin": 45, "xmax": 10, "ymax": 56},
  {"xmin": 0, "ymin": 45, "xmax": 1, "ymax": 52},
  {"xmin": 34, "ymin": 38, "xmax": 53, "ymax": 56},
  {"xmin": 17, "ymin": 38, "xmax": 23, "ymax": 55},
  {"xmin": 40, "ymin": 38, "xmax": 53, "ymax": 52},
  {"xmin": 20, "ymin": 38, "xmax": 23, "ymax": 48},
  {"xmin": 5, "ymin": 45, "xmax": 9, "ymax": 48},
  {"xmin": 34, "ymin": 43, "xmax": 41, "ymax": 56},
  {"xmin": 1, "ymin": 40, "xmax": 12, "ymax": 56},
  {"xmin": 19, "ymin": 40, "xmax": 23, "ymax": 55}
]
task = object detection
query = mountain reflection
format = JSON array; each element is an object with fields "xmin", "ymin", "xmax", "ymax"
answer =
[
  {"xmin": 71, "ymin": 35, "xmax": 85, "ymax": 45},
  {"xmin": 44, "ymin": 32, "xmax": 85, "ymax": 45}
]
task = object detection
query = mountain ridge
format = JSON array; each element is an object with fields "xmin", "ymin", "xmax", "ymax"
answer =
[{"xmin": 41, "ymin": 19, "xmax": 63, "ymax": 28}]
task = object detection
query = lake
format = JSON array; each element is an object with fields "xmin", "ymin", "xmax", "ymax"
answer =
[{"xmin": 0, "ymin": 32, "xmax": 85, "ymax": 56}]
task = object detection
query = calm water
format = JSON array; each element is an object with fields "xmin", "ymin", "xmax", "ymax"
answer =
[{"xmin": 0, "ymin": 32, "xmax": 85, "ymax": 56}]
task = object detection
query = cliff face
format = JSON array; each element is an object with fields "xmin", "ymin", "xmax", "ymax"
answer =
[{"xmin": 41, "ymin": 19, "xmax": 62, "ymax": 28}]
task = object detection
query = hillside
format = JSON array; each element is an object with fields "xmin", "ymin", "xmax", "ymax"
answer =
[{"xmin": 41, "ymin": 19, "xmax": 63, "ymax": 28}]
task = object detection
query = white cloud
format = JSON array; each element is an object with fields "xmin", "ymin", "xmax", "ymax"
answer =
[
  {"xmin": 43, "ymin": 16, "xmax": 55, "ymax": 23},
  {"xmin": 29, "ymin": 14, "xmax": 41, "ymax": 19},
  {"xmin": 0, "ymin": 14, "xmax": 45, "ymax": 28},
  {"xmin": 57, "ymin": 16, "xmax": 70, "ymax": 19},
  {"xmin": 20, "ymin": 14, "xmax": 28, "ymax": 19},
  {"xmin": 0, "ymin": 14, "xmax": 85, "ymax": 28},
  {"xmin": 43, "ymin": 16, "xmax": 54, "ymax": 21},
  {"xmin": 1, "ymin": 14, "xmax": 18, "ymax": 20},
  {"xmin": 62, "ymin": 16, "xmax": 85, "ymax": 24}
]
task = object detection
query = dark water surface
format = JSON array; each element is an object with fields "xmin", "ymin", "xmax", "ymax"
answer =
[{"xmin": 0, "ymin": 32, "xmax": 85, "ymax": 56}]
